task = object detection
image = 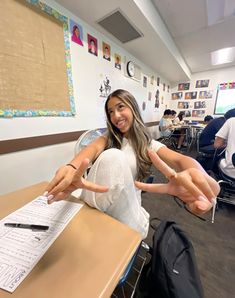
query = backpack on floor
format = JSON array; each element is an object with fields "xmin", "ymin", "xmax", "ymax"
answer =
[{"xmin": 135, "ymin": 220, "xmax": 204, "ymax": 298}]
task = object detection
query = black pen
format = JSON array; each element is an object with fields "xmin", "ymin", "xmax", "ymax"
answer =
[{"xmin": 4, "ymin": 223, "xmax": 49, "ymax": 231}]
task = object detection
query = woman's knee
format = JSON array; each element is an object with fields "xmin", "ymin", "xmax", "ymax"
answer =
[{"xmin": 97, "ymin": 148, "xmax": 126, "ymax": 166}]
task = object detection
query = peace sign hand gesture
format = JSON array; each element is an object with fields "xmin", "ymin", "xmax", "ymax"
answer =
[
  {"xmin": 135, "ymin": 150, "xmax": 220, "ymax": 215},
  {"xmin": 44, "ymin": 159, "xmax": 108, "ymax": 204}
]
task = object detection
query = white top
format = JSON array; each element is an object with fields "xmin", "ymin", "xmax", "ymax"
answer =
[
  {"xmin": 159, "ymin": 118, "xmax": 172, "ymax": 137},
  {"xmin": 83, "ymin": 138, "xmax": 165, "ymax": 239},
  {"xmin": 121, "ymin": 138, "xmax": 165, "ymax": 179},
  {"xmin": 216, "ymin": 118, "xmax": 235, "ymax": 179}
]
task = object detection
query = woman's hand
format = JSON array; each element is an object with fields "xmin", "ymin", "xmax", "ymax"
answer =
[
  {"xmin": 135, "ymin": 150, "xmax": 220, "ymax": 215},
  {"xmin": 44, "ymin": 159, "xmax": 108, "ymax": 204}
]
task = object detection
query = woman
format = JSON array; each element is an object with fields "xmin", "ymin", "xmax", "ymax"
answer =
[
  {"xmin": 45, "ymin": 90, "xmax": 219, "ymax": 239},
  {"xmin": 173, "ymin": 111, "xmax": 186, "ymax": 149},
  {"xmin": 71, "ymin": 25, "xmax": 83, "ymax": 46}
]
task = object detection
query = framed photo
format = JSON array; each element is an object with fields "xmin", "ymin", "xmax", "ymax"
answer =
[
  {"xmin": 194, "ymin": 101, "xmax": 206, "ymax": 109},
  {"xmin": 87, "ymin": 34, "xmax": 98, "ymax": 56},
  {"xmin": 114, "ymin": 53, "xmax": 121, "ymax": 70},
  {"xmin": 178, "ymin": 83, "xmax": 190, "ymax": 90},
  {"xmin": 102, "ymin": 42, "xmax": 111, "ymax": 61},
  {"xmin": 178, "ymin": 101, "xmax": 189, "ymax": 109},
  {"xmin": 195, "ymin": 79, "xmax": 209, "ymax": 88},
  {"xmin": 185, "ymin": 91, "xmax": 197, "ymax": 99},
  {"xmin": 171, "ymin": 92, "xmax": 183, "ymax": 100},
  {"xmin": 70, "ymin": 20, "xmax": 83, "ymax": 46},
  {"xmin": 192, "ymin": 110, "xmax": 205, "ymax": 117},
  {"xmin": 143, "ymin": 76, "xmax": 147, "ymax": 88}
]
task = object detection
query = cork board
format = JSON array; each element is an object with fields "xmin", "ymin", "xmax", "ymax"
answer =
[{"xmin": 0, "ymin": 0, "xmax": 75, "ymax": 117}]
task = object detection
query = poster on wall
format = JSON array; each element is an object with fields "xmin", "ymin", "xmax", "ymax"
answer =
[
  {"xmin": 102, "ymin": 42, "xmax": 111, "ymax": 61},
  {"xmin": 99, "ymin": 75, "xmax": 111, "ymax": 98},
  {"xmin": 192, "ymin": 110, "xmax": 205, "ymax": 117},
  {"xmin": 171, "ymin": 92, "xmax": 183, "ymax": 100},
  {"xmin": 195, "ymin": 79, "xmax": 209, "ymax": 88},
  {"xmin": 154, "ymin": 90, "xmax": 160, "ymax": 108},
  {"xmin": 87, "ymin": 34, "xmax": 98, "ymax": 56},
  {"xmin": 199, "ymin": 90, "xmax": 213, "ymax": 99},
  {"xmin": 114, "ymin": 53, "xmax": 121, "ymax": 69},
  {"xmin": 185, "ymin": 91, "xmax": 197, "ymax": 99},
  {"xmin": 70, "ymin": 20, "xmax": 83, "ymax": 46},
  {"xmin": 194, "ymin": 101, "xmax": 206, "ymax": 109},
  {"xmin": 178, "ymin": 83, "xmax": 190, "ymax": 90},
  {"xmin": 178, "ymin": 102, "xmax": 189, "ymax": 109}
]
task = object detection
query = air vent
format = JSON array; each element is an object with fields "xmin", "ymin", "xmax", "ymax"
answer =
[{"xmin": 97, "ymin": 9, "xmax": 143, "ymax": 43}]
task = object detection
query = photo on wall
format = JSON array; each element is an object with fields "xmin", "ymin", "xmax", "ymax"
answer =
[
  {"xmin": 178, "ymin": 101, "xmax": 189, "ymax": 109},
  {"xmin": 102, "ymin": 42, "xmax": 111, "ymax": 61},
  {"xmin": 114, "ymin": 53, "xmax": 121, "ymax": 70},
  {"xmin": 178, "ymin": 83, "xmax": 190, "ymax": 90},
  {"xmin": 194, "ymin": 101, "xmax": 206, "ymax": 109},
  {"xmin": 192, "ymin": 110, "xmax": 205, "ymax": 118},
  {"xmin": 184, "ymin": 110, "xmax": 191, "ymax": 117},
  {"xmin": 199, "ymin": 90, "xmax": 213, "ymax": 99},
  {"xmin": 157, "ymin": 77, "xmax": 160, "ymax": 86},
  {"xmin": 171, "ymin": 92, "xmax": 183, "ymax": 100},
  {"xmin": 195, "ymin": 79, "xmax": 209, "ymax": 88},
  {"xmin": 185, "ymin": 91, "xmax": 197, "ymax": 99},
  {"xmin": 70, "ymin": 20, "xmax": 83, "ymax": 46},
  {"xmin": 143, "ymin": 76, "xmax": 147, "ymax": 88},
  {"xmin": 87, "ymin": 34, "xmax": 98, "ymax": 56}
]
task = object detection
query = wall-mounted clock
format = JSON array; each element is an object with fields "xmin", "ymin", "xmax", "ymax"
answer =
[{"xmin": 126, "ymin": 61, "xmax": 135, "ymax": 77}]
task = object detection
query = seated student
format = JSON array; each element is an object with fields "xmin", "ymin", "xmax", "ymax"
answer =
[
  {"xmin": 173, "ymin": 111, "xmax": 185, "ymax": 125},
  {"xmin": 173, "ymin": 111, "xmax": 186, "ymax": 149},
  {"xmin": 203, "ymin": 115, "xmax": 213, "ymax": 125},
  {"xmin": 199, "ymin": 109, "xmax": 235, "ymax": 152},
  {"xmin": 214, "ymin": 117, "xmax": 235, "ymax": 180},
  {"xmin": 198, "ymin": 108, "xmax": 235, "ymax": 171},
  {"xmin": 159, "ymin": 109, "xmax": 173, "ymax": 137},
  {"xmin": 44, "ymin": 89, "xmax": 219, "ymax": 239},
  {"xmin": 171, "ymin": 110, "xmax": 177, "ymax": 122}
]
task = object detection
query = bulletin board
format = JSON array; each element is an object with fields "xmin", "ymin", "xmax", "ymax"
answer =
[{"xmin": 0, "ymin": 0, "xmax": 75, "ymax": 118}]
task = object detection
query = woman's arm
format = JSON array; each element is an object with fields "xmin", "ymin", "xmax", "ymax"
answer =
[
  {"xmin": 157, "ymin": 146, "xmax": 204, "ymax": 172},
  {"xmin": 44, "ymin": 136, "xmax": 108, "ymax": 203},
  {"xmin": 136, "ymin": 148, "xmax": 220, "ymax": 216}
]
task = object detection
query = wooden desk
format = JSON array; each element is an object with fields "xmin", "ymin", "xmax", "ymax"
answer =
[{"xmin": 0, "ymin": 182, "xmax": 141, "ymax": 298}]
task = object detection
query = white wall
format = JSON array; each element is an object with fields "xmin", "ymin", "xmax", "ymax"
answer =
[
  {"xmin": 0, "ymin": 0, "xmax": 171, "ymax": 195},
  {"xmin": 170, "ymin": 66, "xmax": 235, "ymax": 120}
]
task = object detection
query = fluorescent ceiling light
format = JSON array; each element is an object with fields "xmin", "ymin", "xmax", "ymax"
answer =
[{"xmin": 211, "ymin": 47, "xmax": 235, "ymax": 65}]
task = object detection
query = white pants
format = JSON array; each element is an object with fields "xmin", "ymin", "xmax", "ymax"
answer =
[{"xmin": 82, "ymin": 149, "xmax": 149, "ymax": 239}]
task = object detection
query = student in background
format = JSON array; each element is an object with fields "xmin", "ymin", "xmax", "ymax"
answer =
[
  {"xmin": 159, "ymin": 109, "xmax": 173, "ymax": 137},
  {"xmin": 197, "ymin": 108, "xmax": 235, "ymax": 171},
  {"xmin": 203, "ymin": 115, "xmax": 213, "ymax": 125},
  {"xmin": 171, "ymin": 110, "xmax": 177, "ymax": 122},
  {"xmin": 173, "ymin": 111, "xmax": 186, "ymax": 149},
  {"xmin": 214, "ymin": 117, "xmax": 235, "ymax": 180},
  {"xmin": 45, "ymin": 89, "xmax": 219, "ymax": 239}
]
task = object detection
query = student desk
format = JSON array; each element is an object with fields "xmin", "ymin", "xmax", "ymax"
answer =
[{"xmin": 0, "ymin": 182, "xmax": 141, "ymax": 298}]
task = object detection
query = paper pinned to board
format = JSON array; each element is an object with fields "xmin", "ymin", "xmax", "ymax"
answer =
[{"xmin": 0, "ymin": 196, "xmax": 83, "ymax": 293}]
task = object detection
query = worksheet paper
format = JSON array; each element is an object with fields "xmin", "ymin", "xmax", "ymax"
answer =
[{"xmin": 0, "ymin": 196, "xmax": 83, "ymax": 292}]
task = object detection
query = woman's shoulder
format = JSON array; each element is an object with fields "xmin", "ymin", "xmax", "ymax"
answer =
[{"xmin": 149, "ymin": 139, "xmax": 166, "ymax": 151}]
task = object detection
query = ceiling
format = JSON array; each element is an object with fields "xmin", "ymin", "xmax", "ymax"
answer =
[{"xmin": 55, "ymin": 0, "xmax": 235, "ymax": 84}]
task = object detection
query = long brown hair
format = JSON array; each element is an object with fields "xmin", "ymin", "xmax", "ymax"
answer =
[{"xmin": 104, "ymin": 89, "xmax": 152, "ymax": 180}]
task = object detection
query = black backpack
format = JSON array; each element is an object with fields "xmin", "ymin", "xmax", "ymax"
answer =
[{"xmin": 135, "ymin": 220, "xmax": 204, "ymax": 298}]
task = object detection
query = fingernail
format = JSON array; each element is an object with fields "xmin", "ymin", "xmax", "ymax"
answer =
[
  {"xmin": 198, "ymin": 195, "xmax": 208, "ymax": 202},
  {"xmin": 47, "ymin": 194, "xmax": 54, "ymax": 200},
  {"xmin": 211, "ymin": 198, "xmax": 217, "ymax": 205}
]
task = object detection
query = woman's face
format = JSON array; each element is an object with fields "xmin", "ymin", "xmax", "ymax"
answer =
[
  {"xmin": 107, "ymin": 96, "xmax": 134, "ymax": 137},
  {"xmin": 75, "ymin": 27, "xmax": 80, "ymax": 37}
]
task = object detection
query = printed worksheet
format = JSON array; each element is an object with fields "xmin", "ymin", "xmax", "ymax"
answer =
[{"xmin": 0, "ymin": 196, "xmax": 83, "ymax": 292}]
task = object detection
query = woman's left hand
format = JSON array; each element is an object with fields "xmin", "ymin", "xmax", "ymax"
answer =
[{"xmin": 135, "ymin": 150, "xmax": 220, "ymax": 215}]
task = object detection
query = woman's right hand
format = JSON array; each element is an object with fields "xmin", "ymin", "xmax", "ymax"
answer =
[{"xmin": 44, "ymin": 158, "xmax": 108, "ymax": 204}]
